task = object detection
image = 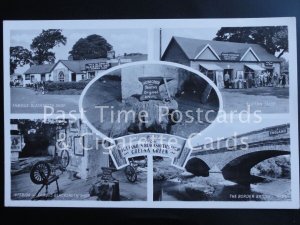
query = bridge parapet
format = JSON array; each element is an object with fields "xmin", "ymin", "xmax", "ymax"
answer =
[
  {"xmin": 189, "ymin": 124, "xmax": 290, "ymax": 176},
  {"xmin": 192, "ymin": 124, "xmax": 290, "ymax": 155}
]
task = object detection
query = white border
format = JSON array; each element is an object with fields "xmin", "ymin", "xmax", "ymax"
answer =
[{"xmin": 4, "ymin": 17, "xmax": 299, "ymax": 208}]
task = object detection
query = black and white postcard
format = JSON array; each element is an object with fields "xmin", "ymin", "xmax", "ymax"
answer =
[{"xmin": 4, "ymin": 18, "xmax": 299, "ymax": 208}]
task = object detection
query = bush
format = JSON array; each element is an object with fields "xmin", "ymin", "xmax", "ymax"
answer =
[
  {"xmin": 252, "ymin": 156, "xmax": 290, "ymax": 178},
  {"xmin": 45, "ymin": 81, "xmax": 90, "ymax": 92}
]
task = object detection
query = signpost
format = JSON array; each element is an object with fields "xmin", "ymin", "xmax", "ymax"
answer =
[
  {"xmin": 101, "ymin": 167, "xmax": 116, "ymax": 181},
  {"xmin": 109, "ymin": 133, "xmax": 192, "ymax": 169},
  {"xmin": 138, "ymin": 76, "xmax": 173, "ymax": 101}
]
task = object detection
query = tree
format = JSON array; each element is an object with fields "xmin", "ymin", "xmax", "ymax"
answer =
[
  {"xmin": 30, "ymin": 29, "xmax": 67, "ymax": 65},
  {"xmin": 12, "ymin": 119, "xmax": 68, "ymax": 143},
  {"xmin": 280, "ymin": 57, "xmax": 289, "ymax": 72},
  {"xmin": 10, "ymin": 46, "xmax": 32, "ymax": 74},
  {"xmin": 214, "ymin": 26, "xmax": 288, "ymax": 58},
  {"xmin": 69, "ymin": 34, "xmax": 113, "ymax": 60}
]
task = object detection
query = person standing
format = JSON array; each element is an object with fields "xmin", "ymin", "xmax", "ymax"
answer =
[
  {"xmin": 41, "ymin": 80, "xmax": 45, "ymax": 94},
  {"xmin": 273, "ymin": 72, "xmax": 278, "ymax": 87},
  {"xmin": 224, "ymin": 72, "xmax": 230, "ymax": 88},
  {"xmin": 282, "ymin": 73, "xmax": 286, "ymax": 88},
  {"xmin": 34, "ymin": 82, "xmax": 38, "ymax": 94},
  {"xmin": 279, "ymin": 74, "xmax": 283, "ymax": 87},
  {"xmin": 254, "ymin": 73, "xmax": 259, "ymax": 88},
  {"xmin": 264, "ymin": 72, "xmax": 268, "ymax": 87}
]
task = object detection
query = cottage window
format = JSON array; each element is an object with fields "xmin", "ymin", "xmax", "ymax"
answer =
[
  {"xmin": 59, "ymin": 71, "xmax": 65, "ymax": 82},
  {"xmin": 25, "ymin": 75, "xmax": 30, "ymax": 80}
]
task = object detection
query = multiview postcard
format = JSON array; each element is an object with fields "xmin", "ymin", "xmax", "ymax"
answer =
[{"xmin": 4, "ymin": 18, "xmax": 299, "ymax": 208}]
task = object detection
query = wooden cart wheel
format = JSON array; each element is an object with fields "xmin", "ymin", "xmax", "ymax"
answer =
[
  {"xmin": 125, "ymin": 165, "xmax": 137, "ymax": 183},
  {"xmin": 60, "ymin": 149, "xmax": 70, "ymax": 169},
  {"xmin": 30, "ymin": 161, "xmax": 51, "ymax": 184}
]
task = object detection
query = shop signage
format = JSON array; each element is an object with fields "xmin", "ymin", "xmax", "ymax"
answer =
[
  {"xmin": 269, "ymin": 126, "xmax": 288, "ymax": 136},
  {"xmin": 85, "ymin": 62, "xmax": 110, "ymax": 71},
  {"xmin": 109, "ymin": 59, "xmax": 132, "ymax": 63},
  {"xmin": 109, "ymin": 133, "xmax": 192, "ymax": 169},
  {"xmin": 265, "ymin": 61, "xmax": 273, "ymax": 67},
  {"xmin": 221, "ymin": 52, "xmax": 240, "ymax": 61},
  {"xmin": 138, "ymin": 77, "xmax": 164, "ymax": 101},
  {"xmin": 11, "ymin": 135, "xmax": 23, "ymax": 152}
]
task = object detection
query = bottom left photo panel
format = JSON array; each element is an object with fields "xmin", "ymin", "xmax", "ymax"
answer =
[{"xmin": 9, "ymin": 119, "xmax": 148, "ymax": 201}]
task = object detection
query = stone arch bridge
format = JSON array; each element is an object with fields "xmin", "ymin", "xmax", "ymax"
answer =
[{"xmin": 186, "ymin": 124, "xmax": 290, "ymax": 184}]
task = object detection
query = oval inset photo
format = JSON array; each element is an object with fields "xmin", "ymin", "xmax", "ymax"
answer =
[{"xmin": 80, "ymin": 62, "xmax": 221, "ymax": 139}]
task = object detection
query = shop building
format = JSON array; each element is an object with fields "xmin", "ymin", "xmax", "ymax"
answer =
[
  {"xmin": 162, "ymin": 36, "xmax": 282, "ymax": 88},
  {"xmin": 23, "ymin": 54, "xmax": 147, "ymax": 86},
  {"xmin": 23, "ymin": 64, "xmax": 55, "ymax": 86}
]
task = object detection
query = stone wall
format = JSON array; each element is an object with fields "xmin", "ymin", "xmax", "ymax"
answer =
[
  {"xmin": 65, "ymin": 121, "xmax": 109, "ymax": 179},
  {"xmin": 86, "ymin": 147, "xmax": 109, "ymax": 178}
]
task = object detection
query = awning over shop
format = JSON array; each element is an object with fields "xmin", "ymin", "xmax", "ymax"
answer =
[
  {"xmin": 199, "ymin": 63, "xmax": 223, "ymax": 71},
  {"xmin": 245, "ymin": 64, "xmax": 265, "ymax": 71}
]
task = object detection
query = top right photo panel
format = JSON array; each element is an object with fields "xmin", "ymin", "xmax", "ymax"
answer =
[{"xmin": 159, "ymin": 26, "xmax": 289, "ymax": 114}]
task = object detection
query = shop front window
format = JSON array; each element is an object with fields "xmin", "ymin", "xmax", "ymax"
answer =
[{"xmin": 59, "ymin": 71, "xmax": 65, "ymax": 82}]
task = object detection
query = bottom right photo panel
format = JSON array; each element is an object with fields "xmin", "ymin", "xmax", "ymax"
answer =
[{"xmin": 153, "ymin": 119, "xmax": 291, "ymax": 202}]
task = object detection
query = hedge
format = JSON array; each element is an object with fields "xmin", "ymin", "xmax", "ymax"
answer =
[{"xmin": 45, "ymin": 81, "xmax": 90, "ymax": 91}]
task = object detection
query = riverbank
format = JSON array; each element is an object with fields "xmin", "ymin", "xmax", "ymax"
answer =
[{"xmin": 153, "ymin": 158, "xmax": 291, "ymax": 201}]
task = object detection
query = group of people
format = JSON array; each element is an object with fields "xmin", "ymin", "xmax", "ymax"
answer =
[
  {"xmin": 224, "ymin": 71, "xmax": 288, "ymax": 89},
  {"xmin": 257, "ymin": 71, "xmax": 287, "ymax": 88},
  {"xmin": 10, "ymin": 79, "xmax": 22, "ymax": 87},
  {"xmin": 33, "ymin": 81, "xmax": 46, "ymax": 94}
]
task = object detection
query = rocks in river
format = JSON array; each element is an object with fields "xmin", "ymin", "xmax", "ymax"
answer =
[
  {"xmin": 153, "ymin": 168, "xmax": 168, "ymax": 181},
  {"xmin": 184, "ymin": 182, "xmax": 215, "ymax": 195},
  {"xmin": 178, "ymin": 171, "xmax": 195, "ymax": 180},
  {"xmin": 153, "ymin": 166, "xmax": 182, "ymax": 181}
]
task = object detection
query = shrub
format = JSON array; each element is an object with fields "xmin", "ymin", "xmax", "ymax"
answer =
[{"xmin": 45, "ymin": 81, "xmax": 90, "ymax": 91}]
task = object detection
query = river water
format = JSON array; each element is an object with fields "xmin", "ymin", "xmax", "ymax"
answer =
[{"xmin": 153, "ymin": 173, "xmax": 291, "ymax": 201}]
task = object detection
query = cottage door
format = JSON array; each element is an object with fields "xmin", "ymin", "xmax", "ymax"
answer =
[{"xmin": 71, "ymin": 73, "xmax": 76, "ymax": 82}]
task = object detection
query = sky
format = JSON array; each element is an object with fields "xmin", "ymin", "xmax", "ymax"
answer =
[
  {"xmin": 10, "ymin": 29, "xmax": 148, "ymax": 74},
  {"xmin": 11, "ymin": 27, "xmax": 288, "ymax": 74},
  {"xmin": 159, "ymin": 27, "xmax": 289, "ymax": 60},
  {"xmin": 160, "ymin": 27, "xmax": 220, "ymax": 54}
]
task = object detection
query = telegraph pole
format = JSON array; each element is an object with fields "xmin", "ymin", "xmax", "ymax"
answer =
[{"xmin": 159, "ymin": 28, "xmax": 162, "ymax": 60}]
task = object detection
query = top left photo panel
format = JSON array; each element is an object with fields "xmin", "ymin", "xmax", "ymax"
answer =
[{"xmin": 9, "ymin": 28, "xmax": 148, "ymax": 114}]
